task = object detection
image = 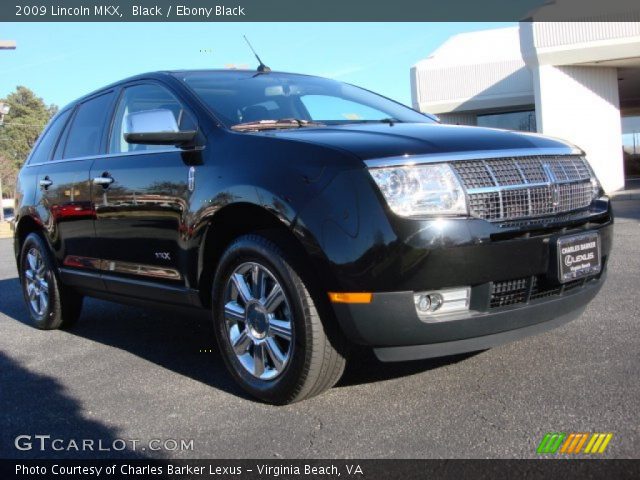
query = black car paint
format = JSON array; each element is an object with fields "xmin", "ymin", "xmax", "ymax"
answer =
[
  {"xmin": 13, "ymin": 70, "xmax": 613, "ymax": 358},
  {"xmin": 261, "ymin": 122, "xmax": 567, "ymax": 161}
]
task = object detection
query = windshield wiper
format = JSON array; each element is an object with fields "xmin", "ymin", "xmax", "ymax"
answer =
[
  {"xmin": 231, "ymin": 118, "xmax": 324, "ymax": 132},
  {"xmin": 349, "ymin": 118, "xmax": 402, "ymax": 126},
  {"xmin": 379, "ymin": 117, "xmax": 400, "ymax": 126}
]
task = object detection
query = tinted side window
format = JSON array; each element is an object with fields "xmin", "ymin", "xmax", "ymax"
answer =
[
  {"xmin": 28, "ymin": 109, "xmax": 71, "ymax": 164},
  {"xmin": 63, "ymin": 92, "xmax": 114, "ymax": 159},
  {"xmin": 109, "ymin": 83, "xmax": 195, "ymax": 154}
]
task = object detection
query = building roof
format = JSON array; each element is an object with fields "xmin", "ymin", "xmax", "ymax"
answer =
[
  {"xmin": 411, "ymin": 26, "xmax": 533, "ymax": 114},
  {"xmin": 414, "ymin": 27, "xmax": 523, "ymax": 69}
]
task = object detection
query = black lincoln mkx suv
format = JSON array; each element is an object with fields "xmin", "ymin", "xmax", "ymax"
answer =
[{"xmin": 13, "ymin": 70, "xmax": 611, "ymax": 403}]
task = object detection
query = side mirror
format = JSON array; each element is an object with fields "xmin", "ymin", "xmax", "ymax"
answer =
[{"xmin": 123, "ymin": 109, "xmax": 197, "ymax": 145}]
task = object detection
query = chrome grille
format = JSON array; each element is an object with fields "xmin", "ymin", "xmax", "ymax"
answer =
[{"xmin": 452, "ymin": 155, "xmax": 595, "ymax": 222}]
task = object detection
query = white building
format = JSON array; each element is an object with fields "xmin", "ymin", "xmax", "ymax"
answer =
[{"xmin": 411, "ymin": 15, "xmax": 640, "ymax": 193}]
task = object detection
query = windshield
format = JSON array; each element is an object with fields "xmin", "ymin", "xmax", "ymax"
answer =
[{"xmin": 177, "ymin": 71, "xmax": 434, "ymax": 128}]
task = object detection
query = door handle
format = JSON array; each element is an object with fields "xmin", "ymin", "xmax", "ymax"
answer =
[
  {"xmin": 39, "ymin": 177, "xmax": 53, "ymax": 189},
  {"xmin": 93, "ymin": 175, "xmax": 114, "ymax": 187}
]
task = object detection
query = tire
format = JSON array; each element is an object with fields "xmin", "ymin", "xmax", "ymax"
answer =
[
  {"xmin": 19, "ymin": 233, "xmax": 83, "ymax": 330},
  {"xmin": 212, "ymin": 234, "xmax": 347, "ymax": 404}
]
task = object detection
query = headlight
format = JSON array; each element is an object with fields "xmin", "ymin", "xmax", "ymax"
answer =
[
  {"xmin": 368, "ymin": 163, "xmax": 467, "ymax": 217},
  {"xmin": 584, "ymin": 160, "xmax": 603, "ymax": 198},
  {"xmin": 590, "ymin": 175, "xmax": 602, "ymax": 199}
]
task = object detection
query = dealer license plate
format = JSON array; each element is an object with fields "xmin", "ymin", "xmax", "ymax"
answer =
[{"xmin": 557, "ymin": 232, "xmax": 601, "ymax": 283}]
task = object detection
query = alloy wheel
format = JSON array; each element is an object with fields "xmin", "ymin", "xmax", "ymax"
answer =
[
  {"xmin": 223, "ymin": 262, "xmax": 294, "ymax": 380},
  {"xmin": 23, "ymin": 247, "xmax": 50, "ymax": 316}
]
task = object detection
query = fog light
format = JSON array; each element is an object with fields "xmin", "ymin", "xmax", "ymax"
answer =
[
  {"xmin": 416, "ymin": 293, "xmax": 444, "ymax": 313},
  {"xmin": 428, "ymin": 293, "xmax": 443, "ymax": 311},
  {"xmin": 417, "ymin": 295, "xmax": 432, "ymax": 312},
  {"xmin": 414, "ymin": 287, "xmax": 470, "ymax": 319}
]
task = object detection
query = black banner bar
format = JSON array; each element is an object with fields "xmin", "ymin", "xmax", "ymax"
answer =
[
  {"xmin": 2, "ymin": 459, "xmax": 640, "ymax": 480},
  {"xmin": 3, "ymin": 0, "xmax": 640, "ymax": 22}
]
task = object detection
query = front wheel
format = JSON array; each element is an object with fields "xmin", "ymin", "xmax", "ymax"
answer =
[
  {"xmin": 19, "ymin": 233, "xmax": 83, "ymax": 330},
  {"xmin": 212, "ymin": 234, "xmax": 346, "ymax": 404}
]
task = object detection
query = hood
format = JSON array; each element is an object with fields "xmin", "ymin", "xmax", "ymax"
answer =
[{"xmin": 254, "ymin": 122, "xmax": 577, "ymax": 161}]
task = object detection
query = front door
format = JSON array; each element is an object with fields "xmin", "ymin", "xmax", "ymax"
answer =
[{"xmin": 90, "ymin": 82, "xmax": 197, "ymax": 294}]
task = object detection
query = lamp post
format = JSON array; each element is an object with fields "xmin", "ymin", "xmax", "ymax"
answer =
[
  {"xmin": 0, "ymin": 175, "xmax": 4, "ymax": 223},
  {"xmin": 0, "ymin": 181, "xmax": 3, "ymax": 222},
  {"xmin": 0, "ymin": 103, "xmax": 9, "ymax": 222},
  {"xmin": 0, "ymin": 40, "xmax": 16, "ymax": 223}
]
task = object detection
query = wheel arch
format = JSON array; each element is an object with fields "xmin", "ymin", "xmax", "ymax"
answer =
[
  {"xmin": 196, "ymin": 202, "xmax": 316, "ymax": 308},
  {"xmin": 13, "ymin": 215, "xmax": 44, "ymax": 269}
]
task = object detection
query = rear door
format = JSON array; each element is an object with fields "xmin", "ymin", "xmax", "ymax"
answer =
[
  {"xmin": 17, "ymin": 109, "xmax": 70, "ymax": 258},
  {"xmin": 34, "ymin": 92, "xmax": 115, "ymax": 288},
  {"xmin": 89, "ymin": 82, "xmax": 198, "ymax": 295}
]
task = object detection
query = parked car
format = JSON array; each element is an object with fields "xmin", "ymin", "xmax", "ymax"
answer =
[
  {"xmin": 13, "ymin": 70, "xmax": 612, "ymax": 404},
  {"xmin": 2, "ymin": 207, "xmax": 14, "ymax": 222}
]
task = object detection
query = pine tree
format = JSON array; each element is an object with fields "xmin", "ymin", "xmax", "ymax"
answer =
[{"xmin": 0, "ymin": 86, "xmax": 57, "ymax": 198}]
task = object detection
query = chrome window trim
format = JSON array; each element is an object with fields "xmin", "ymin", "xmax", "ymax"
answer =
[
  {"xmin": 363, "ymin": 147, "xmax": 583, "ymax": 168},
  {"xmin": 25, "ymin": 147, "xmax": 198, "ymax": 168},
  {"xmin": 107, "ymin": 80, "xmax": 200, "ymax": 154}
]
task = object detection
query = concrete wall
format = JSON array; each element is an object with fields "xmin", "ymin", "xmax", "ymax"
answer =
[
  {"xmin": 533, "ymin": 65, "xmax": 624, "ymax": 193},
  {"xmin": 437, "ymin": 112, "xmax": 477, "ymax": 126}
]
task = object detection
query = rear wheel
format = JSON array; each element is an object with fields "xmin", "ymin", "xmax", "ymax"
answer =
[
  {"xmin": 19, "ymin": 233, "xmax": 83, "ymax": 330},
  {"xmin": 212, "ymin": 234, "xmax": 346, "ymax": 404}
]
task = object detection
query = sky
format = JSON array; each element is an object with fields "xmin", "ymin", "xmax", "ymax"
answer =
[{"xmin": 0, "ymin": 22, "xmax": 513, "ymax": 109}]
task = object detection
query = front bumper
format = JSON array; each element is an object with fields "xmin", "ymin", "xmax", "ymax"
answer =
[
  {"xmin": 316, "ymin": 178, "xmax": 612, "ymax": 361},
  {"xmin": 333, "ymin": 272, "xmax": 604, "ymax": 362}
]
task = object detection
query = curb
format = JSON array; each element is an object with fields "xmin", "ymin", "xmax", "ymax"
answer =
[
  {"xmin": 610, "ymin": 191, "xmax": 640, "ymax": 201},
  {"xmin": 0, "ymin": 222, "xmax": 12, "ymax": 240}
]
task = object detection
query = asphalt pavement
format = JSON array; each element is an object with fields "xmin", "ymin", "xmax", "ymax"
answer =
[{"xmin": 1, "ymin": 201, "xmax": 639, "ymax": 459}]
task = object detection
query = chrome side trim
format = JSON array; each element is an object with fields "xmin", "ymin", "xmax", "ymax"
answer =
[
  {"xmin": 363, "ymin": 147, "xmax": 582, "ymax": 168},
  {"xmin": 63, "ymin": 255, "xmax": 103, "ymax": 270},
  {"xmin": 63, "ymin": 255, "xmax": 182, "ymax": 281},
  {"xmin": 103, "ymin": 260, "xmax": 182, "ymax": 281}
]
